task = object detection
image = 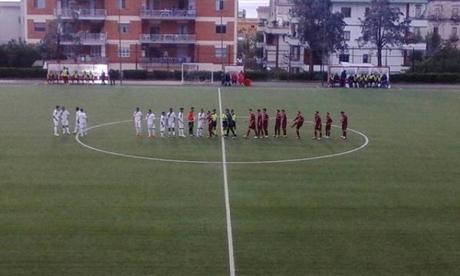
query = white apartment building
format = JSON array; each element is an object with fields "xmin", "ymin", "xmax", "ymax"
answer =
[
  {"xmin": 0, "ymin": 1, "xmax": 24, "ymax": 44},
  {"xmin": 258, "ymin": 0, "xmax": 429, "ymax": 73},
  {"xmin": 427, "ymin": 0, "xmax": 460, "ymax": 47}
]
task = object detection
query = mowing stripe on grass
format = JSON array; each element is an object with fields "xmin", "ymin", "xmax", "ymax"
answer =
[{"xmin": 218, "ymin": 87, "xmax": 236, "ymax": 276}]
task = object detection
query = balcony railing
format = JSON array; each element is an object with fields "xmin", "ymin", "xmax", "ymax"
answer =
[
  {"xmin": 61, "ymin": 33, "xmax": 107, "ymax": 45},
  {"xmin": 140, "ymin": 57, "xmax": 192, "ymax": 64},
  {"xmin": 56, "ymin": 8, "xmax": 107, "ymax": 20},
  {"xmin": 140, "ymin": 34, "xmax": 196, "ymax": 44},
  {"xmin": 140, "ymin": 8, "xmax": 196, "ymax": 19}
]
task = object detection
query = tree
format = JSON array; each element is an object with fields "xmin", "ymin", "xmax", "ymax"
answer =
[
  {"xmin": 237, "ymin": 27, "xmax": 258, "ymax": 68},
  {"xmin": 292, "ymin": 0, "xmax": 346, "ymax": 73},
  {"xmin": 0, "ymin": 40, "xmax": 41, "ymax": 67},
  {"xmin": 426, "ymin": 31, "xmax": 441, "ymax": 56},
  {"xmin": 358, "ymin": 0, "xmax": 410, "ymax": 66}
]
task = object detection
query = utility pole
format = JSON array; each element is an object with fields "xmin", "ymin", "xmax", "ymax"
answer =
[
  {"xmin": 220, "ymin": 0, "xmax": 225, "ymax": 72},
  {"xmin": 118, "ymin": 4, "xmax": 123, "ymax": 85},
  {"xmin": 321, "ymin": 0, "xmax": 326, "ymax": 87}
]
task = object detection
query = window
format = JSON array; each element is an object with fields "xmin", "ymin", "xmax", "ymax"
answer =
[
  {"xmin": 362, "ymin": 54, "xmax": 369, "ymax": 63},
  {"xmin": 215, "ymin": 47, "xmax": 227, "ymax": 58},
  {"xmin": 118, "ymin": 23, "xmax": 129, "ymax": 34},
  {"xmin": 216, "ymin": 24, "xmax": 227, "ymax": 34},
  {"xmin": 365, "ymin": 7, "xmax": 370, "ymax": 16},
  {"xmin": 118, "ymin": 46, "xmax": 131, "ymax": 58},
  {"xmin": 339, "ymin": 54, "xmax": 349, "ymax": 62},
  {"xmin": 453, "ymin": 8, "xmax": 459, "ymax": 16},
  {"xmin": 452, "ymin": 26, "xmax": 457, "ymax": 36},
  {"xmin": 34, "ymin": 0, "xmax": 45, "ymax": 9},
  {"xmin": 216, "ymin": 0, "xmax": 224, "ymax": 11},
  {"xmin": 341, "ymin": 7, "xmax": 351, "ymax": 18},
  {"xmin": 344, "ymin": 31, "xmax": 350, "ymax": 41},
  {"xmin": 415, "ymin": 4, "xmax": 422, "ymax": 18},
  {"xmin": 118, "ymin": 0, "xmax": 126, "ymax": 9},
  {"xmin": 34, "ymin": 22, "xmax": 46, "ymax": 32}
]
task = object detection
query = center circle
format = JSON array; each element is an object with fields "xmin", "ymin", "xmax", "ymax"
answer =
[{"xmin": 75, "ymin": 120, "xmax": 369, "ymax": 164}]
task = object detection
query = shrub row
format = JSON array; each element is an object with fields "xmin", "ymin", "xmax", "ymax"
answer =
[
  {"xmin": 0, "ymin": 67, "xmax": 47, "ymax": 79},
  {"xmin": 390, "ymin": 73, "xmax": 460, "ymax": 83}
]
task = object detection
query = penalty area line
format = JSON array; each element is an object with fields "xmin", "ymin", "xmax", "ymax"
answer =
[{"xmin": 218, "ymin": 87, "xmax": 236, "ymax": 276}]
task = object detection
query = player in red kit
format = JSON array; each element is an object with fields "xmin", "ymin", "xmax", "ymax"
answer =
[
  {"xmin": 262, "ymin": 108, "xmax": 269, "ymax": 138},
  {"xmin": 274, "ymin": 109, "xmax": 281, "ymax": 138},
  {"xmin": 281, "ymin": 109, "xmax": 287, "ymax": 137},
  {"xmin": 340, "ymin": 111, "xmax": 348, "ymax": 140},
  {"xmin": 245, "ymin": 108, "xmax": 258, "ymax": 138},
  {"xmin": 325, "ymin": 112, "xmax": 333, "ymax": 138},
  {"xmin": 256, "ymin": 109, "xmax": 263, "ymax": 138},
  {"xmin": 291, "ymin": 111, "xmax": 304, "ymax": 139},
  {"xmin": 313, "ymin": 111, "xmax": 322, "ymax": 140}
]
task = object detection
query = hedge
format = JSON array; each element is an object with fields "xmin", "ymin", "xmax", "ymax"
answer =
[
  {"xmin": 390, "ymin": 73, "xmax": 460, "ymax": 83},
  {"xmin": 0, "ymin": 67, "xmax": 47, "ymax": 79}
]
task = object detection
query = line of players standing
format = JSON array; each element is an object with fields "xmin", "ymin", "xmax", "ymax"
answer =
[
  {"xmin": 52, "ymin": 106, "xmax": 88, "ymax": 137},
  {"xmin": 133, "ymin": 107, "xmax": 349, "ymax": 140}
]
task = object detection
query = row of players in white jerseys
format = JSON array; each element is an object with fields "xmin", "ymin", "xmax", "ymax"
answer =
[
  {"xmin": 133, "ymin": 107, "xmax": 210, "ymax": 138},
  {"xmin": 52, "ymin": 106, "xmax": 88, "ymax": 137}
]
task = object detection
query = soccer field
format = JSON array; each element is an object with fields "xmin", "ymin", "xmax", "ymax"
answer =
[{"xmin": 0, "ymin": 84, "xmax": 459, "ymax": 275}]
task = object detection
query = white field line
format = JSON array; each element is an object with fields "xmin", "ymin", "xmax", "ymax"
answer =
[
  {"xmin": 218, "ymin": 87, "xmax": 236, "ymax": 276},
  {"xmin": 75, "ymin": 120, "xmax": 369, "ymax": 164}
]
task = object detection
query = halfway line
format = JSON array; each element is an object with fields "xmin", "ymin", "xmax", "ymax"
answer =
[{"xmin": 218, "ymin": 87, "xmax": 236, "ymax": 276}]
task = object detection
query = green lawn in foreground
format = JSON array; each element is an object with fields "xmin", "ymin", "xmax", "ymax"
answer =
[{"xmin": 0, "ymin": 85, "xmax": 459, "ymax": 275}]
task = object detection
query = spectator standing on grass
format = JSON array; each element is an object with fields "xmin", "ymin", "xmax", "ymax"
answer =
[
  {"xmin": 340, "ymin": 70, "xmax": 347, "ymax": 87},
  {"xmin": 101, "ymin": 71, "xmax": 106, "ymax": 85}
]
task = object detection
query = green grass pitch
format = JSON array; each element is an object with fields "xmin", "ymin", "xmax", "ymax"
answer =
[{"xmin": 0, "ymin": 84, "xmax": 459, "ymax": 275}]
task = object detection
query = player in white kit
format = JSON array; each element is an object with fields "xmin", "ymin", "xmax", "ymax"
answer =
[
  {"xmin": 73, "ymin": 107, "xmax": 81, "ymax": 134},
  {"xmin": 160, "ymin": 112, "xmax": 167, "ymax": 137},
  {"xmin": 133, "ymin": 107, "xmax": 143, "ymax": 136},
  {"xmin": 196, "ymin": 108, "xmax": 206, "ymax": 137},
  {"xmin": 60, "ymin": 106, "xmax": 71, "ymax": 135},
  {"xmin": 178, "ymin": 107, "xmax": 185, "ymax": 137},
  {"xmin": 166, "ymin": 108, "xmax": 176, "ymax": 137},
  {"xmin": 145, "ymin": 109, "xmax": 156, "ymax": 138},
  {"xmin": 78, "ymin": 108, "xmax": 88, "ymax": 137},
  {"xmin": 52, "ymin": 105, "xmax": 61, "ymax": 136}
]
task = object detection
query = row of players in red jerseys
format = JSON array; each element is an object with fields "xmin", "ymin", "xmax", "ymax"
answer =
[{"xmin": 245, "ymin": 109, "xmax": 348, "ymax": 140}]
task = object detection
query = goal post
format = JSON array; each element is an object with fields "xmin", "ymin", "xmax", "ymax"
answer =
[{"xmin": 181, "ymin": 63, "xmax": 220, "ymax": 84}]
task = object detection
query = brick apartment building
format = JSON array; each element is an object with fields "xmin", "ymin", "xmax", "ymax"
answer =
[{"xmin": 23, "ymin": 0, "xmax": 238, "ymax": 70}]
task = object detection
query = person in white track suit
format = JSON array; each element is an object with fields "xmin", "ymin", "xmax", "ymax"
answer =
[
  {"xmin": 145, "ymin": 109, "xmax": 156, "ymax": 138},
  {"xmin": 133, "ymin": 107, "xmax": 143, "ymax": 136},
  {"xmin": 52, "ymin": 105, "xmax": 62, "ymax": 136},
  {"xmin": 78, "ymin": 108, "xmax": 88, "ymax": 137},
  {"xmin": 178, "ymin": 107, "xmax": 185, "ymax": 137},
  {"xmin": 160, "ymin": 111, "xmax": 167, "ymax": 137},
  {"xmin": 167, "ymin": 108, "xmax": 176, "ymax": 137},
  {"xmin": 60, "ymin": 106, "xmax": 70, "ymax": 135},
  {"xmin": 73, "ymin": 107, "xmax": 81, "ymax": 134}
]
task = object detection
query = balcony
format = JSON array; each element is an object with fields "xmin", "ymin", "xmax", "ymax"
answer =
[
  {"xmin": 140, "ymin": 34, "xmax": 196, "ymax": 44},
  {"xmin": 56, "ymin": 8, "xmax": 106, "ymax": 20},
  {"xmin": 61, "ymin": 33, "xmax": 107, "ymax": 46},
  {"xmin": 140, "ymin": 8, "xmax": 196, "ymax": 20}
]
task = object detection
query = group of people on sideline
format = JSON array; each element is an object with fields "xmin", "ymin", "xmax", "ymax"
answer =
[
  {"xmin": 221, "ymin": 71, "xmax": 251, "ymax": 87},
  {"xmin": 329, "ymin": 70, "xmax": 389, "ymax": 88},
  {"xmin": 47, "ymin": 68, "xmax": 117, "ymax": 85}
]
